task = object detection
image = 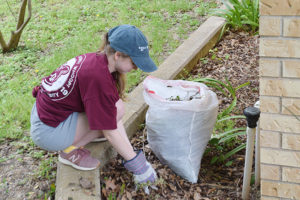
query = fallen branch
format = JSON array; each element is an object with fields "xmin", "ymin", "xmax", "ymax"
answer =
[{"xmin": 199, "ymin": 183, "xmax": 235, "ymax": 190}]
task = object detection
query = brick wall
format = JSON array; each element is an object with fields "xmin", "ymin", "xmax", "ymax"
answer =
[{"xmin": 259, "ymin": 0, "xmax": 300, "ymax": 199}]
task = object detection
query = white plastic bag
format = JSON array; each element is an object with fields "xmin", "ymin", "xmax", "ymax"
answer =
[{"xmin": 143, "ymin": 76, "xmax": 218, "ymax": 183}]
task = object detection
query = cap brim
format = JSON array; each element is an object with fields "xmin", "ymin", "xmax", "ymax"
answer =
[{"xmin": 131, "ymin": 56, "xmax": 157, "ymax": 73}]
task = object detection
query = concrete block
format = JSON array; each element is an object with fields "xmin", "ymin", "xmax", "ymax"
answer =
[
  {"xmin": 261, "ymin": 164, "xmax": 280, "ymax": 180},
  {"xmin": 282, "ymin": 98, "xmax": 300, "ymax": 115},
  {"xmin": 261, "ymin": 180, "xmax": 300, "ymax": 199},
  {"xmin": 259, "ymin": 78, "xmax": 282, "ymax": 96},
  {"xmin": 284, "ymin": 18, "xmax": 300, "ymax": 37},
  {"xmin": 282, "ymin": 167, "xmax": 300, "ymax": 183},
  {"xmin": 260, "ymin": 196, "xmax": 280, "ymax": 200},
  {"xmin": 282, "ymin": 134, "xmax": 300, "ymax": 151},
  {"xmin": 277, "ymin": 79, "xmax": 300, "ymax": 98},
  {"xmin": 260, "ymin": 0, "xmax": 300, "ymax": 16},
  {"xmin": 260, "ymin": 113, "xmax": 300, "ymax": 133},
  {"xmin": 261, "ymin": 148, "xmax": 300, "ymax": 167},
  {"xmin": 283, "ymin": 60, "xmax": 300, "ymax": 78},
  {"xmin": 259, "ymin": 59, "xmax": 281, "ymax": 77},
  {"xmin": 260, "ymin": 130, "xmax": 280, "ymax": 148},
  {"xmin": 260, "ymin": 17, "xmax": 281, "ymax": 36},
  {"xmin": 260, "ymin": 96, "xmax": 280, "ymax": 113},
  {"xmin": 260, "ymin": 39, "xmax": 300, "ymax": 58},
  {"xmin": 260, "ymin": 78, "xmax": 300, "ymax": 98}
]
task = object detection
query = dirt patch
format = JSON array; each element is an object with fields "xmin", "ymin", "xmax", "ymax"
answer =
[
  {"xmin": 100, "ymin": 31, "xmax": 259, "ymax": 200},
  {"xmin": 0, "ymin": 137, "xmax": 57, "ymax": 200}
]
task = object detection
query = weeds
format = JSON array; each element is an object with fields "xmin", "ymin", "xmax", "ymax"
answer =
[
  {"xmin": 36, "ymin": 155, "xmax": 57, "ymax": 180},
  {"xmin": 0, "ymin": 177, "xmax": 8, "ymax": 194},
  {"xmin": 42, "ymin": 183, "xmax": 56, "ymax": 200}
]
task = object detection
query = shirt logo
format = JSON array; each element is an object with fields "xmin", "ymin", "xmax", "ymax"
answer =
[
  {"xmin": 41, "ymin": 55, "xmax": 86, "ymax": 101},
  {"xmin": 44, "ymin": 65, "xmax": 70, "ymax": 87}
]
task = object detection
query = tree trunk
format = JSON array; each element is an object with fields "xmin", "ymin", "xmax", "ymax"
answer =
[{"xmin": 0, "ymin": 0, "xmax": 31, "ymax": 53}]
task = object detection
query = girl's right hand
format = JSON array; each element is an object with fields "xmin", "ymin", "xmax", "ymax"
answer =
[{"xmin": 124, "ymin": 150, "xmax": 157, "ymax": 193}]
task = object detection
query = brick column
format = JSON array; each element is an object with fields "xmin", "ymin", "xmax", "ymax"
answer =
[{"xmin": 259, "ymin": 0, "xmax": 300, "ymax": 199}]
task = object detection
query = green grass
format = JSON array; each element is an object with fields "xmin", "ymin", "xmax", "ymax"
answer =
[{"xmin": 0, "ymin": 0, "xmax": 218, "ymax": 140}]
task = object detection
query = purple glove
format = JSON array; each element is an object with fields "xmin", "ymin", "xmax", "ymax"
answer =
[{"xmin": 124, "ymin": 150, "xmax": 157, "ymax": 184}]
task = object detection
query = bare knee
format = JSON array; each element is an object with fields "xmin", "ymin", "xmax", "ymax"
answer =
[{"xmin": 116, "ymin": 99, "xmax": 125, "ymax": 122}]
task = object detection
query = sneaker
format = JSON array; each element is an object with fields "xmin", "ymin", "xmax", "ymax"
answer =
[
  {"xmin": 92, "ymin": 136, "xmax": 107, "ymax": 142},
  {"xmin": 58, "ymin": 148, "xmax": 100, "ymax": 171}
]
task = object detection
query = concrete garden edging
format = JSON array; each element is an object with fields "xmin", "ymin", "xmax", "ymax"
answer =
[{"xmin": 55, "ymin": 16, "xmax": 226, "ymax": 200}]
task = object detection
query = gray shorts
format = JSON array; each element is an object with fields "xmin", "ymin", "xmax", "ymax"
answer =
[{"xmin": 30, "ymin": 102, "xmax": 78, "ymax": 151}]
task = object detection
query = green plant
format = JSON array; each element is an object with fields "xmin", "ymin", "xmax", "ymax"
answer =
[
  {"xmin": 0, "ymin": 177, "xmax": 8, "ymax": 194},
  {"xmin": 31, "ymin": 150, "xmax": 45, "ymax": 159},
  {"xmin": 108, "ymin": 192, "xmax": 117, "ymax": 200},
  {"xmin": 194, "ymin": 77, "xmax": 249, "ymax": 118},
  {"xmin": 200, "ymin": 57, "xmax": 208, "ymax": 64},
  {"xmin": 209, "ymin": 48, "xmax": 218, "ymax": 60},
  {"xmin": 193, "ymin": 77, "xmax": 250, "ymax": 165},
  {"xmin": 36, "ymin": 155, "xmax": 57, "ymax": 180},
  {"xmin": 0, "ymin": 157, "xmax": 8, "ymax": 163},
  {"xmin": 43, "ymin": 183, "xmax": 56, "ymax": 200},
  {"xmin": 195, "ymin": 1, "xmax": 218, "ymax": 16},
  {"xmin": 208, "ymin": 117, "xmax": 246, "ymax": 165},
  {"xmin": 212, "ymin": 0, "xmax": 259, "ymax": 33},
  {"xmin": 120, "ymin": 183, "xmax": 126, "ymax": 196}
]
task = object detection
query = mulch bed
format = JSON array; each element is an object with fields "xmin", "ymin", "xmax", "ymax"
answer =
[{"xmin": 100, "ymin": 30, "xmax": 260, "ymax": 200}]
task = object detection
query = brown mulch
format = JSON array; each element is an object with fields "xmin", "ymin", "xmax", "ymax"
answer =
[{"xmin": 100, "ymin": 30, "xmax": 260, "ymax": 200}]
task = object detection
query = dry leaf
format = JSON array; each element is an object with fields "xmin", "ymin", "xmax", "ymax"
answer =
[
  {"xmin": 196, "ymin": 187, "xmax": 202, "ymax": 193},
  {"xmin": 125, "ymin": 191, "xmax": 132, "ymax": 199},
  {"xmin": 193, "ymin": 192, "xmax": 201, "ymax": 200},
  {"xmin": 102, "ymin": 187, "xmax": 107, "ymax": 197},
  {"xmin": 105, "ymin": 178, "xmax": 117, "ymax": 190},
  {"xmin": 168, "ymin": 184, "xmax": 177, "ymax": 191}
]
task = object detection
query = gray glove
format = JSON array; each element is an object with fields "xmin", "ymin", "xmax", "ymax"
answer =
[{"xmin": 124, "ymin": 150, "xmax": 157, "ymax": 194}]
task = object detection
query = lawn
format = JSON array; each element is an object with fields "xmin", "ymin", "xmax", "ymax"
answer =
[{"xmin": 0, "ymin": 0, "xmax": 218, "ymax": 140}]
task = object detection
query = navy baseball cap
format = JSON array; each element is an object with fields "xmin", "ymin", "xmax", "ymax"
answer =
[{"xmin": 108, "ymin": 25, "xmax": 157, "ymax": 72}]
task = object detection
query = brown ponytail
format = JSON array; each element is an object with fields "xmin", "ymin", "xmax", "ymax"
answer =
[{"xmin": 97, "ymin": 33, "xmax": 127, "ymax": 100}]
